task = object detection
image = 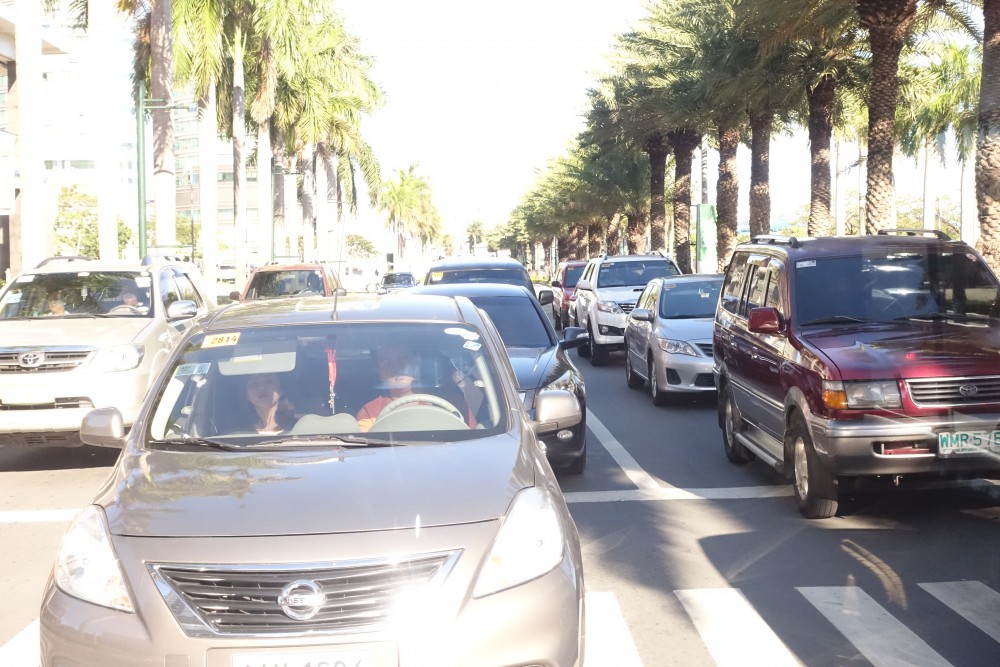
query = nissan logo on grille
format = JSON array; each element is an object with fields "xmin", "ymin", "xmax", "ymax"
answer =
[
  {"xmin": 18, "ymin": 351, "xmax": 45, "ymax": 369},
  {"xmin": 277, "ymin": 579, "xmax": 325, "ymax": 620},
  {"xmin": 959, "ymin": 384, "xmax": 979, "ymax": 398}
]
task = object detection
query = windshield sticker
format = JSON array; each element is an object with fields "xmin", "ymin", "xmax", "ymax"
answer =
[
  {"xmin": 463, "ymin": 341, "xmax": 482, "ymax": 351},
  {"xmin": 175, "ymin": 363, "xmax": 210, "ymax": 376},
  {"xmin": 444, "ymin": 327, "xmax": 480, "ymax": 341},
  {"xmin": 796, "ymin": 260, "xmax": 816, "ymax": 268},
  {"xmin": 16, "ymin": 275, "xmax": 35, "ymax": 282},
  {"xmin": 135, "ymin": 276, "xmax": 151, "ymax": 287},
  {"xmin": 202, "ymin": 333, "xmax": 241, "ymax": 348},
  {"xmin": 430, "ymin": 271, "xmax": 443, "ymax": 281}
]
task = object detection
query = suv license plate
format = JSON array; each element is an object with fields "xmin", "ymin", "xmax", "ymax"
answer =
[
  {"xmin": 232, "ymin": 649, "xmax": 370, "ymax": 667},
  {"xmin": 937, "ymin": 431, "xmax": 1000, "ymax": 456}
]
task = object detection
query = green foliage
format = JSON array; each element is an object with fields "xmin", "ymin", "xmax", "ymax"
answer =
[
  {"xmin": 346, "ymin": 234, "xmax": 378, "ymax": 257},
  {"xmin": 54, "ymin": 186, "xmax": 133, "ymax": 258}
]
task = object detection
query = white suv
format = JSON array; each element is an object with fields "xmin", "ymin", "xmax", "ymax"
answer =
[
  {"xmin": 572, "ymin": 253, "xmax": 681, "ymax": 365},
  {"xmin": 0, "ymin": 256, "xmax": 219, "ymax": 446}
]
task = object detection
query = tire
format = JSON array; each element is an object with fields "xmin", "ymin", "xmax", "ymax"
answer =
[
  {"xmin": 649, "ymin": 358, "xmax": 668, "ymax": 406},
  {"xmin": 589, "ymin": 325, "xmax": 608, "ymax": 366},
  {"xmin": 577, "ymin": 319, "xmax": 591, "ymax": 358},
  {"xmin": 721, "ymin": 384, "xmax": 755, "ymax": 464},
  {"xmin": 553, "ymin": 307, "xmax": 563, "ymax": 331},
  {"xmin": 625, "ymin": 347, "xmax": 644, "ymax": 389},
  {"xmin": 790, "ymin": 413, "xmax": 839, "ymax": 519}
]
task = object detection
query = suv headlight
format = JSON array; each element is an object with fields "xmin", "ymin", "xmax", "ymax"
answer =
[
  {"xmin": 596, "ymin": 301, "xmax": 623, "ymax": 314},
  {"xmin": 89, "ymin": 344, "xmax": 144, "ymax": 372},
  {"xmin": 473, "ymin": 487, "xmax": 564, "ymax": 598},
  {"xmin": 54, "ymin": 505, "xmax": 134, "ymax": 612},
  {"xmin": 657, "ymin": 338, "xmax": 698, "ymax": 356},
  {"xmin": 822, "ymin": 380, "xmax": 902, "ymax": 409}
]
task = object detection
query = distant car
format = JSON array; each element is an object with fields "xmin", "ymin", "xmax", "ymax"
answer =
[
  {"xmin": 411, "ymin": 282, "xmax": 588, "ymax": 473},
  {"xmin": 231, "ymin": 262, "xmax": 346, "ymax": 302},
  {"xmin": 423, "ymin": 256, "xmax": 552, "ymax": 305},
  {"xmin": 217, "ymin": 264, "xmax": 236, "ymax": 283},
  {"xmin": 624, "ymin": 274, "xmax": 723, "ymax": 405},
  {"xmin": 41, "ymin": 293, "xmax": 585, "ymax": 666},
  {"xmin": 377, "ymin": 271, "xmax": 418, "ymax": 294},
  {"xmin": 551, "ymin": 259, "xmax": 588, "ymax": 330}
]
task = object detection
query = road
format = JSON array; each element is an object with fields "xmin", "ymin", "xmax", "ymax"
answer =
[{"xmin": 3, "ymin": 348, "xmax": 1000, "ymax": 666}]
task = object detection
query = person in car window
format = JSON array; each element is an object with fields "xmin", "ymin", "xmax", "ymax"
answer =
[
  {"xmin": 44, "ymin": 291, "xmax": 69, "ymax": 317},
  {"xmin": 243, "ymin": 373, "xmax": 296, "ymax": 434},
  {"xmin": 356, "ymin": 348, "xmax": 421, "ymax": 432},
  {"xmin": 122, "ymin": 291, "xmax": 142, "ymax": 307}
]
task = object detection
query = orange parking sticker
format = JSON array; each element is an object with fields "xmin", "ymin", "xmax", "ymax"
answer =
[{"xmin": 202, "ymin": 333, "xmax": 241, "ymax": 348}]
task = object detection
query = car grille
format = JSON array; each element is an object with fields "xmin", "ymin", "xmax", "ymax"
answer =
[
  {"xmin": 150, "ymin": 550, "xmax": 460, "ymax": 637},
  {"xmin": 695, "ymin": 343, "xmax": 713, "ymax": 357},
  {"xmin": 906, "ymin": 376, "xmax": 1000, "ymax": 407},
  {"xmin": 0, "ymin": 348, "xmax": 92, "ymax": 373},
  {"xmin": 695, "ymin": 373, "xmax": 715, "ymax": 387},
  {"xmin": 619, "ymin": 303, "xmax": 635, "ymax": 314}
]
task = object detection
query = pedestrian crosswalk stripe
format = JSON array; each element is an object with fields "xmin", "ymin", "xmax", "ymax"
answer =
[
  {"xmin": 584, "ymin": 591, "xmax": 643, "ymax": 667},
  {"xmin": 798, "ymin": 586, "xmax": 951, "ymax": 667},
  {"xmin": 674, "ymin": 588, "xmax": 802, "ymax": 667},
  {"xmin": 919, "ymin": 581, "xmax": 1000, "ymax": 644}
]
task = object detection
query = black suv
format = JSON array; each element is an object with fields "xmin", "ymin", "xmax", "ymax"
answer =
[{"xmin": 714, "ymin": 230, "xmax": 1000, "ymax": 518}]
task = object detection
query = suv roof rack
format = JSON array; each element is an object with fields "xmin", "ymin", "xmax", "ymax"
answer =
[
  {"xmin": 877, "ymin": 228, "xmax": 951, "ymax": 240},
  {"xmin": 34, "ymin": 255, "xmax": 95, "ymax": 269},
  {"xmin": 750, "ymin": 234, "xmax": 800, "ymax": 248}
]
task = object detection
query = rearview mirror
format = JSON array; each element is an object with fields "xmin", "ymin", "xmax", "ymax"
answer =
[
  {"xmin": 80, "ymin": 407, "xmax": 126, "ymax": 448},
  {"xmin": 748, "ymin": 307, "xmax": 784, "ymax": 334},
  {"xmin": 537, "ymin": 289, "xmax": 554, "ymax": 306},
  {"xmin": 629, "ymin": 308, "xmax": 654, "ymax": 322},
  {"xmin": 559, "ymin": 326, "xmax": 587, "ymax": 350},
  {"xmin": 533, "ymin": 389, "xmax": 582, "ymax": 434}
]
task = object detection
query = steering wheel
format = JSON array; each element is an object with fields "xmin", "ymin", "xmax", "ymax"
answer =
[
  {"xmin": 108, "ymin": 304, "xmax": 142, "ymax": 314},
  {"xmin": 376, "ymin": 393, "xmax": 464, "ymax": 421}
]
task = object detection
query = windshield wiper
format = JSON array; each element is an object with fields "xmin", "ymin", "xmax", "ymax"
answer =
[
  {"xmin": 243, "ymin": 434, "xmax": 395, "ymax": 448},
  {"xmin": 147, "ymin": 437, "xmax": 243, "ymax": 451},
  {"xmin": 799, "ymin": 315, "xmax": 872, "ymax": 326}
]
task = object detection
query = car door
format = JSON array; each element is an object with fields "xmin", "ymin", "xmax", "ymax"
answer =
[
  {"xmin": 726, "ymin": 255, "xmax": 773, "ymax": 431},
  {"xmin": 743, "ymin": 260, "xmax": 788, "ymax": 443},
  {"xmin": 627, "ymin": 281, "xmax": 657, "ymax": 378},
  {"xmin": 574, "ymin": 261, "xmax": 597, "ymax": 328}
]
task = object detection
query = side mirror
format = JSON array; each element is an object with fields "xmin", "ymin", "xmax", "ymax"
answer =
[
  {"xmin": 559, "ymin": 326, "xmax": 587, "ymax": 350},
  {"xmin": 748, "ymin": 307, "xmax": 784, "ymax": 334},
  {"xmin": 80, "ymin": 407, "xmax": 126, "ymax": 448},
  {"xmin": 167, "ymin": 300, "xmax": 198, "ymax": 321},
  {"xmin": 629, "ymin": 307, "xmax": 654, "ymax": 322},
  {"xmin": 537, "ymin": 289, "xmax": 554, "ymax": 306},
  {"xmin": 334, "ymin": 287, "xmax": 348, "ymax": 297},
  {"xmin": 533, "ymin": 389, "xmax": 582, "ymax": 434},
  {"xmin": 229, "ymin": 291, "xmax": 242, "ymax": 302},
  {"xmin": 551, "ymin": 279, "xmax": 562, "ymax": 288},
  {"xmin": 576, "ymin": 278, "xmax": 592, "ymax": 291}
]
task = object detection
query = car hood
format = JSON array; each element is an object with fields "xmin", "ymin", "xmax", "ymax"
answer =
[
  {"xmin": 655, "ymin": 317, "xmax": 714, "ymax": 341},
  {"xmin": 596, "ymin": 285, "xmax": 646, "ymax": 303},
  {"xmin": 801, "ymin": 320, "xmax": 1000, "ymax": 379},
  {"xmin": 506, "ymin": 346, "xmax": 562, "ymax": 390},
  {"xmin": 0, "ymin": 317, "xmax": 154, "ymax": 347},
  {"xmin": 100, "ymin": 433, "xmax": 534, "ymax": 537}
]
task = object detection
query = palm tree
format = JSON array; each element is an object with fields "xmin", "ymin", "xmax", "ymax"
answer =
[
  {"xmin": 466, "ymin": 221, "xmax": 485, "ymax": 254},
  {"xmin": 978, "ymin": 0, "xmax": 1000, "ymax": 268},
  {"xmin": 380, "ymin": 165, "xmax": 434, "ymax": 263}
]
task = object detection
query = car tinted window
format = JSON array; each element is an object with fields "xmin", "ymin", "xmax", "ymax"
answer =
[
  {"xmin": 764, "ymin": 265, "xmax": 782, "ymax": 311},
  {"xmin": 741, "ymin": 265, "xmax": 769, "ymax": 316},
  {"xmin": 383, "ymin": 272, "xmax": 415, "ymax": 286},
  {"xmin": 427, "ymin": 268, "xmax": 530, "ymax": 288},
  {"xmin": 247, "ymin": 270, "xmax": 323, "ymax": 299},
  {"xmin": 469, "ymin": 295, "xmax": 553, "ymax": 347},
  {"xmin": 660, "ymin": 280, "xmax": 722, "ymax": 318},
  {"xmin": 0, "ymin": 270, "xmax": 153, "ymax": 318},
  {"xmin": 173, "ymin": 271, "xmax": 203, "ymax": 307},
  {"xmin": 597, "ymin": 260, "xmax": 678, "ymax": 288},
  {"xmin": 148, "ymin": 322, "xmax": 507, "ymax": 444},
  {"xmin": 564, "ymin": 265, "xmax": 585, "ymax": 286},
  {"xmin": 721, "ymin": 253, "xmax": 749, "ymax": 314}
]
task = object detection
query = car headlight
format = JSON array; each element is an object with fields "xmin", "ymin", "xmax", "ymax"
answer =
[
  {"xmin": 657, "ymin": 338, "xmax": 698, "ymax": 356},
  {"xmin": 544, "ymin": 370, "xmax": 580, "ymax": 393},
  {"xmin": 54, "ymin": 505, "xmax": 134, "ymax": 612},
  {"xmin": 473, "ymin": 487, "xmax": 565, "ymax": 598},
  {"xmin": 822, "ymin": 380, "xmax": 902, "ymax": 409},
  {"xmin": 89, "ymin": 344, "xmax": 144, "ymax": 372},
  {"xmin": 595, "ymin": 301, "xmax": 623, "ymax": 314}
]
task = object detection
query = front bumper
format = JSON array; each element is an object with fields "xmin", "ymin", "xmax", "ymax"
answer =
[
  {"xmin": 653, "ymin": 350, "xmax": 715, "ymax": 394},
  {"xmin": 588, "ymin": 311, "xmax": 627, "ymax": 348},
  {"xmin": 539, "ymin": 420, "xmax": 587, "ymax": 468},
  {"xmin": 809, "ymin": 411, "xmax": 1000, "ymax": 476}
]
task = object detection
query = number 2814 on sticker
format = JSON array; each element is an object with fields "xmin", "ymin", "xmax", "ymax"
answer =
[{"xmin": 202, "ymin": 333, "xmax": 241, "ymax": 348}]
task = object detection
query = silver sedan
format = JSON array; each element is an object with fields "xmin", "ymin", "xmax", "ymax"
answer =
[{"xmin": 624, "ymin": 274, "xmax": 723, "ymax": 405}]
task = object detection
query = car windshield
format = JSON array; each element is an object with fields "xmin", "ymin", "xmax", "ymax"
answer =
[
  {"xmin": 383, "ymin": 273, "xmax": 414, "ymax": 286},
  {"xmin": 0, "ymin": 270, "xmax": 153, "ymax": 319},
  {"xmin": 468, "ymin": 295, "xmax": 554, "ymax": 348},
  {"xmin": 245, "ymin": 270, "xmax": 324, "ymax": 299},
  {"xmin": 428, "ymin": 268, "xmax": 529, "ymax": 287},
  {"xmin": 597, "ymin": 260, "xmax": 678, "ymax": 288},
  {"xmin": 564, "ymin": 265, "xmax": 585, "ymax": 287},
  {"xmin": 147, "ymin": 322, "xmax": 507, "ymax": 446},
  {"xmin": 795, "ymin": 249, "xmax": 1000, "ymax": 325},
  {"xmin": 660, "ymin": 279, "xmax": 723, "ymax": 319}
]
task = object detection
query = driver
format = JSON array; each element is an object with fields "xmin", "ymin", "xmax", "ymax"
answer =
[{"xmin": 356, "ymin": 347, "xmax": 420, "ymax": 432}]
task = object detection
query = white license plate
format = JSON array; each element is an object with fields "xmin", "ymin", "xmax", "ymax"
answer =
[
  {"xmin": 938, "ymin": 430, "xmax": 1000, "ymax": 456},
  {"xmin": 231, "ymin": 649, "xmax": 370, "ymax": 667}
]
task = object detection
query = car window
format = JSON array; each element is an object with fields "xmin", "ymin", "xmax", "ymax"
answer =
[
  {"xmin": 147, "ymin": 322, "xmax": 508, "ymax": 444},
  {"xmin": 0, "ymin": 270, "xmax": 154, "ymax": 319},
  {"xmin": 721, "ymin": 253, "xmax": 749, "ymax": 314},
  {"xmin": 159, "ymin": 271, "xmax": 182, "ymax": 309},
  {"xmin": 173, "ymin": 270, "xmax": 204, "ymax": 307},
  {"xmin": 246, "ymin": 270, "xmax": 323, "ymax": 299},
  {"xmin": 427, "ymin": 268, "xmax": 530, "ymax": 288},
  {"xmin": 637, "ymin": 282, "xmax": 656, "ymax": 310},
  {"xmin": 597, "ymin": 260, "xmax": 678, "ymax": 288},
  {"xmin": 660, "ymin": 280, "xmax": 722, "ymax": 319},
  {"xmin": 740, "ymin": 264, "xmax": 769, "ymax": 317},
  {"xmin": 468, "ymin": 295, "xmax": 554, "ymax": 347},
  {"xmin": 383, "ymin": 273, "xmax": 415, "ymax": 286},
  {"xmin": 764, "ymin": 264, "xmax": 783, "ymax": 312},
  {"xmin": 564, "ymin": 265, "xmax": 585, "ymax": 287}
]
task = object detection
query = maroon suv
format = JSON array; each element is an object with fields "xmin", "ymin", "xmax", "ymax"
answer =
[
  {"xmin": 550, "ymin": 259, "xmax": 588, "ymax": 330},
  {"xmin": 714, "ymin": 230, "xmax": 1000, "ymax": 518}
]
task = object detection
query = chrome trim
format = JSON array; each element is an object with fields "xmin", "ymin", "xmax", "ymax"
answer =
[{"xmin": 907, "ymin": 375, "xmax": 1000, "ymax": 408}]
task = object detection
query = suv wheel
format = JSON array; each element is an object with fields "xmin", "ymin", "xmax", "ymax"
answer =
[
  {"xmin": 721, "ymin": 385, "xmax": 755, "ymax": 463},
  {"xmin": 553, "ymin": 308, "xmax": 563, "ymax": 331},
  {"xmin": 790, "ymin": 413, "xmax": 839, "ymax": 519},
  {"xmin": 649, "ymin": 358, "xmax": 668, "ymax": 406},
  {"xmin": 590, "ymin": 325, "xmax": 609, "ymax": 366},
  {"xmin": 625, "ymin": 348, "xmax": 644, "ymax": 389},
  {"xmin": 577, "ymin": 318, "xmax": 591, "ymax": 358}
]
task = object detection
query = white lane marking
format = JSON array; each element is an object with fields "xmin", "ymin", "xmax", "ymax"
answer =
[
  {"xmin": 0, "ymin": 619, "xmax": 39, "ymax": 667},
  {"xmin": 0, "ymin": 509, "xmax": 77, "ymax": 524},
  {"xmin": 798, "ymin": 586, "xmax": 951, "ymax": 667},
  {"xmin": 675, "ymin": 588, "xmax": 802, "ymax": 667},
  {"xmin": 919, "ymin": 581, "xmax": 1000, "ymax": 643},
  {"xmin": 584, "ymin": 591, "xmax": 643, "ymax": 667},
  {"xmin": 586, "ymin": 409, "xmax": 662, "ymax": 492}
]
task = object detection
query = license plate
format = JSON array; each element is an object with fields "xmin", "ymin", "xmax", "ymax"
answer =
[
  {"xmin": 937, "ymin": 430, "xmax": 1000, "ymax": 456},
  {"xmin": 231, "ymin": 649, "xmax": 370, "ymax": 667}
]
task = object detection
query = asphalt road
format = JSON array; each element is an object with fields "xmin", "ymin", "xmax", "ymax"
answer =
[{"xmin": 3, "ymin": 345, "xmax": 1000, "ymax": 666}]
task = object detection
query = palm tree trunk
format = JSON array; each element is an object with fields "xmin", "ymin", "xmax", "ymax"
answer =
[
  {"xmin": 647, "ymin": 133, "xmax": 669, "ymax": 252},
  {"xmin": 807, "ymin": 75, "xmax": 835, "ymax": 236},
  {"xmin": 922, "ymin": 136, "xmax": 934, "ymax": 229},
  {"xmin": 716, "ymin": 122, "xmax": 739, "ymax": 267},
  {"xmin": 232, "ymin": 27, "xmax": 248, "ymax": 286},
  {"xmin": 200, "ymin": 82, "xmax": 219, "ymax": 287},
  {"xmin": 626, "ymin": 211, "xmax": 648, "ymax": 254},
  {"xmin": 256, "ymin": 121, "xmax": 273, "ymax": 262},
  {"xmin": 749, "ymin": 110, "xmax": 772, "ymax": 237},
  {"xmin": 151, "ymin": 0, "xmax": 176, "ymax": 248},
  {"xmin": 978, "ymin": 0, "xmax": 1000, "ymax": 270},
  {"xmin": 858, "ymin": 0, "xmax": 917, "ymax": 232},
  {"xmin": 588, "ymin": 221, "xmax": 603, "ymax": 256},
  {"xmin": 273, "ymin": 134, "xmax": 286, "ymax": 258},
  {"xmin": 834, "ymin": 136, "xmax": 846, "ymax": 236},
  {"xmin": 300, "ymin": 144, "xmax": 316, "ymax": 261},
  {"xmin": 669, "ymin": 130, "xmax": 700, "ymax": 274}
]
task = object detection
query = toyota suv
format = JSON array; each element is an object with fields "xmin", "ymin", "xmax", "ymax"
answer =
[
  {"xmin": 714, "ymin": 230, "xmax": 1000, "ymax": 518},
  {"xmin": 572, "ymin": 253, "xmax": 681, "ymax": 365},
  {"xmin": 0, "ymin": 256, "xmax": 218, "ymax": 446}
]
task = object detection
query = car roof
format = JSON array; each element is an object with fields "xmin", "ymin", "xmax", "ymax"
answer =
[
  {"xmin": 655, "ymin": 273, "xmax": 724, "ymax": 283},
  {"xmin": 559, "ymin": 260, "xmax": 589, "ymax": 267},
  {"xmin": 592, "ymin": 254, "xmax": 672, "ymax": 263},
  {"xmin": 24, "ymin": 257, "xmax": 182, "ymax": 275},
  {"xmin": 251, "ymin": 263, "xmax": 326, "ymax": 273},
  {"xmin": 736, "ymin": 233, "xmax": 972, "ymax": 259},
  {"xmin": 425, "ymin": 256, "xmax": 528, "ymax": 271},
  {"xmin": 408, "ymin": 283, "xmax": 536, "ymax": 298}
]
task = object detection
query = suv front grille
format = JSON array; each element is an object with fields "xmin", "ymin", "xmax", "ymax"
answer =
[
  {"xmin": 619, "ymin": 303, "xmax": 635, "ymax": 314},
  {"xmin": 151, "ymin": 550, "xmax": 460, "ymax": 637},
  {"xmin": 906, "ymin": 376, "xmax": 1000, "ymax": 407},
  {"xmin": 0, "ymin": 349, "xmax": 93, "ymax": 373}
]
